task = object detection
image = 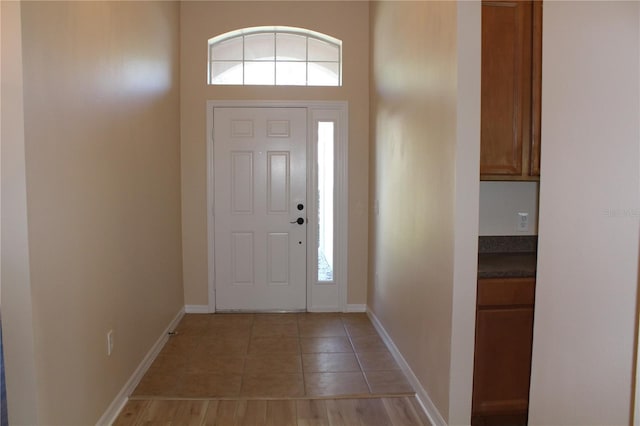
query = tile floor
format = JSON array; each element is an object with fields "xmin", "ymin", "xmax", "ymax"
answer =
[{"xmin": 132, "ymin": 313, "xmax": 414, "ymax": 399}]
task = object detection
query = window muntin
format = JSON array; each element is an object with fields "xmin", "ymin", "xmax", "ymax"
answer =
[{"xmin": 208, "ymin": 27, "xmax": 342, "ymax": 86}]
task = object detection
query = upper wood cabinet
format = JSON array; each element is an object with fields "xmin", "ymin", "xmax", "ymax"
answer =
[{"xmin": 480, "ymin": 1, "xmax": 542, "ymax": 180}]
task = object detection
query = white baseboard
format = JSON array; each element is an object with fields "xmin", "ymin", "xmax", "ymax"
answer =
[
  {"xmin": 184, "ymin": 304, "xmax": 210, "ymax": 314},
  {"xmin": 307, "ymin": 306, "xmax": 341, "ymax": 312},
  {"xmin": 185, "ymin": 305, "xmax": 364, "ymax": 314},
  {"xmin": 367, "ymin": 308, "xmax": 447, "ymax": 426},
  {"xmin": 184, "ymin": 304, "xmax": 365, "ymax": 314},
  {"xmin": 345, "ymin": 304, "xmax": 367, "ymax": 313},
  {"xmin": 96, "ymin": 307, "xmax": 185, "ymax": 426}
]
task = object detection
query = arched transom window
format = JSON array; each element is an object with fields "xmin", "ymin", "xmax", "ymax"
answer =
[{"xmin": 208, "ymin": 26, "xmax": 342, "ymax": 86}]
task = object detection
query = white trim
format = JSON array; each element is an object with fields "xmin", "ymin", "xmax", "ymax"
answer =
[
  {"xmin": 632, "ymin": 5, "xmax": 640, "ymax": 425},
  {"xmin": 206, "ymin": 104, "xmax": 216, "ymax": 313},
  {"xmin": 184, "ymin": 305, "xmax": 210, "ymax": 314},
  {"xmin": 367, "ymin": 308, "xmax": 447, "ymax": 426},
  {"xmin": 206, "ymin": 100, "xmax": 348, "ymax": 313},
  {"xmin": 345, "ymin": 304, "xmax": 367, "ymax": 313},
  {"xmin": 336, "ymin": 107, "xmax": 349, "ymax": 312},
  {"xmin": 307, "ymin": 306, "xmax": 342, "ymax": 313},
  {"xmin": 96, "ymin": 308, "xmax": 185, "ymax": 426},
  {"xmin": 208, "ymin": 26, "xmax": 341, "ymax": 49}
]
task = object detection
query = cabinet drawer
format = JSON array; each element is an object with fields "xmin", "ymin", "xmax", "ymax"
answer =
[{"xmin": 477, "ymin": 278, "xmax": 535, "ymax": 306}]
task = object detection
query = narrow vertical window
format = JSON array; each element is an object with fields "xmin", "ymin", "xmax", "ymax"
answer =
[{"xmin": 317, "ymin": 121, "xmax": 334, "ymax": 282}]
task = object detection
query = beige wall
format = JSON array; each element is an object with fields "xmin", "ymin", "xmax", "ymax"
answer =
[
  {"xmin": 369, "ymin": 1, "xmax": 480, "ymax": 422},
  {"xmin": 180, "ymin": 1, "xmax": 370, "ymax": 306},
  {"xmin": 9, "ymin": 2, "xmax": 184, "ymax": 424},
  {"xmin": 530, "ymin": 1, "xmax": 640, "ymax": 424},
  {"xmin": 449, "ymin": 2, "xmax": 481, "ymax": 423},
  {"xmin": 1, "ymin": 1, "xmax": 40, "ymax": 423}
]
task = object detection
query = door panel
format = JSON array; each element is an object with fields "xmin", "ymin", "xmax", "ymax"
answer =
[
  {"xmin": 231, "ymin": 152, "xmax": 254, "ymax": 213},
  {"xmin": 214, "ymin": 107, "xmax": 307, "ymax": 311},
  {"xmin": 231, "ymin": 232, "xmax": 254, "ymax": 284},
  {"xmin": 267, "ymin": 233, "xmax": 289, "ymax": 284},
  {"xmin": 267, "ymin": 152, "xmax": 290, "ymax": 213}
]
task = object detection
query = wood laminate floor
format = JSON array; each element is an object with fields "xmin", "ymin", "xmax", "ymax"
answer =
[{"xmin": 115, "ymin": 396, "xmax": 432, "ymax": 425}]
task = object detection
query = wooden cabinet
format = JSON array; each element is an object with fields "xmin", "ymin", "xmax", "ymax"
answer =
[
  {"xmin": 472, "ymin": 278, "xmax": 535, "ymax": 425},
  {"xmin": 480, "ymin": 1, "xmax": 542, "ymax": 180}
]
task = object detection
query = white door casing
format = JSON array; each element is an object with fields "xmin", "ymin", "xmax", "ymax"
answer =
[
  {"xmin": 206, "ymin": 101, "xmax": 349, "ymax": 313},
  {"xmin": 214, "ymin": 107, "xmax": 307, "ymax": 311}
]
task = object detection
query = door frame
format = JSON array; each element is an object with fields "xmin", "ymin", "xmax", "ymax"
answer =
[{"xmin": 206, "ymin": 100, "xmax": 349, "ymax": 313}]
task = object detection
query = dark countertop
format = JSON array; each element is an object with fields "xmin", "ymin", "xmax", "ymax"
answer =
[{"xmin": 478, "ymin": 252, "xmax": 537, "ymax": 279}]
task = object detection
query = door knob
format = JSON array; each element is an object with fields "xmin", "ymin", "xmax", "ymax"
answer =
[{"xmin": 290, "ymin": 217, "xmax": 305, "ymax": 225}]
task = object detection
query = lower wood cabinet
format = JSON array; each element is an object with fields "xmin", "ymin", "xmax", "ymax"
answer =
[{"xmin": 472, "ymin": 277, "xmax": 536, "ymax": 426}]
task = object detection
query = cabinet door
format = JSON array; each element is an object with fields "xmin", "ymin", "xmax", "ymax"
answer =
[
  {"xmin": 472, "ymin": 306, "xmax": 534, "ymax": 416},
  {"xmin": 530, "ymin": 0, "xmax": 542, "ymax": 176},
  {"xmin": 480, "ymin": 1, "xmax": 533, "ymax": 176}
]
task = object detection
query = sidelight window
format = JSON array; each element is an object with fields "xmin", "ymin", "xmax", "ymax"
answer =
[{"xmin": 317, "ymin": 121, "xmax": 335, "ymax": 282}]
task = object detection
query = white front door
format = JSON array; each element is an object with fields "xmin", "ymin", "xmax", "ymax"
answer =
[{"xmin": 214, "ymin": 107, "xmax": 307, "ymax": 311}]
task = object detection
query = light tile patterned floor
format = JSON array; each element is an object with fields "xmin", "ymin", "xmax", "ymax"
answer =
[{"xmin": 132, "ymin": 313, "xmax": 414, "ymax": 399}]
